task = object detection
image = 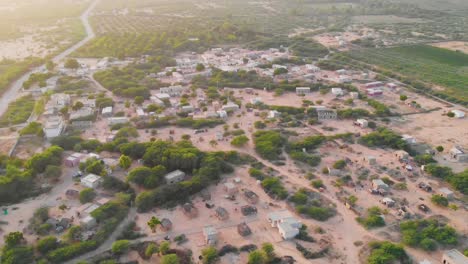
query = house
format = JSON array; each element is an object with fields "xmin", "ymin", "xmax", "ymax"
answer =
[
  {"xmin": 339, "ymin": 75, "xmax": 352, "ymax": 83},
  {"xmin": 442, "ymin": 249, "xmax": 468, "ymax": 264},
  {"xmin": 267, "ymin": 210, "xmax": 302, "ymax": 240},
  {"xmin": 367, "ymin": 88, "xmax": 383, "ymax": 96},
  {"xmin": 65, "ymin": 153, "xmax": 83, "ymax": 167},
  {"xmin": 336, "ymin": 69, "xmax": 347, "ymax": 75},
  {"xmin": 80, "ymin": 215, "xmax": 97, "ymax": 230},
  {"xmin": 365, "ymin": 81, "xmax": 383, "ymax": 89},
  {"xmin": 165, "ymin": 170, "xmax": 186, "ymax": 184},
  {"xmin": 70, "ymin": 107, "xmax": 94, "ymax": 120},
  {"xmin": 305, "ymin": 64, "xmax": 320, "ymax": 73},
  {"xmin": 350, "ymin": 92, "xmax": 359, "ymax": 99},
  {"xmin": 154, "ymin": 93, "xmax": 171, "ymax": 100},
  {"xmin": 268, "ymin": 110, "xmax": 281, "ymax": 119},
  {"xmin": 215, "ymin": 207, "xmax": 229, "ymax": 220},
  {"xmin": 203, "ymin": 225, "xmax": 218, "ymax": 245},
  {"xmin": 182, "ymin": 203, "xmax": 198, "ymax": 218},
  {"xmin": 160, "ymin": 85, "xmax": 185, "ymax": 96},
  {"xmin": 223, "ymin": 182, "xmax": 238, "ymax": 195},
  {"xmin": 450, "ymin": 110, "xmax": 465, "ymax": 119},
  {"xmin": 181, "ymin": 105, "xmax": 194, "ymax": 113},
  {"xmin": 244, "ymin": 190, "xmax": 259, "ymax": 204},
  {"xmin": 81, "ymin": 174, "xmax": 103, "ymax": 189},
  {"xmin": 296, "ymin": 87, "xmax": 311, "ymax": 95},
  {"xmin": 372, "ymin": 179, "xmax": 389, "ymax": 191},
  {"xmin": 250, "ymin": 97, "xmax": 262, "ymax": 105},
  {"xmin": 367, "ymin": 156, "xmax": 377, "ymax": 165},
  {"xmin": 136, "ymin": 108, "xmax": 147, "ymax": 117},
  {"xmin": 387, "ymin": 83, "xmax": 398, "ymax": 89},
  {"xmin": 355, "ymin": 119, "xmax": 368, "ymax": 128},
  {"xmin": 65, "ymin": 189, "xmax": 79, "ymax": 200},
  {"xmin": 43, "ymin": 117, "xmax": 65, "ymax": 139},
  {"xmin": 402, "ymin": 135, "xmax": 417, "ymax": 145},
  {"xmin": 316, "ymin": 108, "xmax": 337, "ymax": 120},
  {"xmin": 237, "ymin": 222, "xmax": 252, "ymax": 236},
  {"xmin": 160, "ymin": 218, "xmax": 173, "ymax": 231},
  {"xmin": 222, "ymin": 102, "xmax": 239, "ymax": 112},
  {"xmin": 331, "ymin": 87, "xmax": 344, "ymax": 96},
  {"xmin": 49, "ymin": 93, "xmax": 71, "ymax": 108},
  {"xmin": 438, "ymin": 188, "xmax": 454, "ymax": 200},
  {"xmin": 217, "ymin": 110, "xmax": 228, "ymax": 119},
  {"xmin": 150, "ymin": 96, "xmax": 165, "ymax": 107},
  {"xmin": 450, "ymin": 146, "xmax": 468, "ymax": 162},
  {"xmin": 108, "ymin": 117, "xmax": 129, "ymax": 125},
  {"xmin": 241, "ymin": 205, "xmax": 257, "ymax": 216},
  {"xmin": 76, "ymin": 99, "xmax": 96, "ymax": 108},
  {"xmin": 101, "ymin": 106, "xmax": 113, "ymax": 117},
  {"xmin": 395, "ymin": 150, "xmax": 410, "ymax": 161},
  {"xmin": 380, "ymin": 197, "xmax": 395, "ymax": 207}
]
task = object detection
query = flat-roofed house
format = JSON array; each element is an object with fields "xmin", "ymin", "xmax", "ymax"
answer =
[
  {"xmin": 165, "ymin": 170, "xmax": 186, "ymax": 184},
  {"xmin": 442, "ymin": 249, "xmax": 468, "ymax": 264},
  {"xmin": 81, "ymin": 174, "xmax": 103, "ymax": 189},
  {"xmin": 296, "ymin": 87, "xmax": 311, "ymax": 95},
  {"xmin": 203, "ymin": 225, "xmax": 218, "ymax": 245}
]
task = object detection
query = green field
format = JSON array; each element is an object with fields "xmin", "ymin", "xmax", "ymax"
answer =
[
  {"xmin": 0, "ymin": 95, "xmax": 35, "ymax": 127},
  {"xmin": 346, "ymin": 45, "xmax": 468, "ymax": 104}
]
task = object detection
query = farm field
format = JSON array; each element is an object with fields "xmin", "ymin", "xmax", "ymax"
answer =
[{"xmin": 346, "ymin": 45, "xmax": 468, "ymax": 104}]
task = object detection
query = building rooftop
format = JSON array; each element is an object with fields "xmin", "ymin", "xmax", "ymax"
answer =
[{"xmin": 443, "ymin": 249, "xmax": 468, "ymax": 263}]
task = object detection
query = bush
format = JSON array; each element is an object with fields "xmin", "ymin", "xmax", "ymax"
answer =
[
  {"xmin": 37, "ymin": 236, "xmax": 59, "ymax": 254},
  {"xmin": 201, "ymin": 246, "xmax": 218, "ymax": 264},
  {"xmin": 430, "ymin": 195, "xmax": 448, "ymax": 207},
  {"xmin": 253, "ymin": 131, "xmax": 284, "ymax": 160},
  {"xmin": 400, "ymin": 219, "xmax": 458, "ymax": 250},
  {"xmin": 357, "ymin": 207, "xmax": 385, "ymax": 229},
  {"xmin": 367, "ymin": 241, "xmax": 410, "ymax": 264},
  {"xmin": 79, "ymin": 188, "xmax": 96, "ymax": 204},
  {"xmin": 231, "ymin": 135, "xmax": 249, "ymax": 147},
  {"xmin": 111, "ymin": 240, "xmax": 130, "ymax": 254},
  {"xmin": 333, "ymin": 160, "xmax": 346, "ymax": 170}
]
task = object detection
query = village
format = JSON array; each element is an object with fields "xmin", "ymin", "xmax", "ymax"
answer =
[{"xmin": 0, "ymin": 43, "xmax": 467, "ymax": 264}]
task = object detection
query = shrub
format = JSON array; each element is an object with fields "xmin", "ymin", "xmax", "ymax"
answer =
[
  {"xmin": 111, "ymin": 240, "xmax": 130, "ymax": 254},
  {"xmin": 231, "ymin": 135, "xmax": 249, "ymax": 147},
  {"xmin": 79, "ymin": 188, "xmax": 96, "ymax": 204},
  {"xmin": 431, "ymin": 195, "xmax": 448, "ymax": 207}
]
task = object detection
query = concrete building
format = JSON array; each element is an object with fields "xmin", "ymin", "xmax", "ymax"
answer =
[
  {"xmin": 450, "ymin": 146, "xmax": 468, "ymax": 162},
  {"xmin": 203, "ymin": 225, "xmax": 218, "ymax": 245},
  {"xmin": 154, "ymin": 93, "xmax": 171, "ymax": 100},
  {"xmin": 81, "ymin": 174, "xmax": 103, "ymax": 189},
  {"xmin": 250, "ymin": 97, "xmax": 262, "ymax": 105},
  {"xmin": 331, "ymin": 87, "xmax": 344, "ymax": 96},
  {"xmin": 267, "ymin": 210, "xmax": 302, "ymax": 240},
  {"xmin": 70, "ymin": 107, "xmax": 94, "ymax": 120},
  {"xmin": 296, "ymin": 87, "xmax": 311, "ymax": 95},
  {"xmin": 438, "ymin": 187, "xmax": 454, "ymax": 200},
  {"xmin": 160, "ymin": 85, "xmax": 185, "ymax": 96},
  {"xmin": 350, "ymin": 92, "xmax": 359, "ymax": 99},
  {"xmin": 367, "ymin": 88, "xmax": 383, "ymax": 96},
  {"xmin": 244, "ymin": 190, "xmax": 259, "ymax": 204},
  {"xmin": 43, "ymin": 117, "xmax": 65, "ymax": 139},
  {"xmin": 215, "ymin": 207, "xmax": 229, "ymax": 220},
  {"xmin": 65, "ymin": 153, "xmax": 83, "ymax": 167},
  {"xmin": 108, "ymin": 117, "xmax": 129, "ymax": 125},
  {"xmin": 372, "ymin": 179, "xmax": 389, "ymax": 191},
  {"xmin": 451, "ymin": 110, "xmax": 465, "ymax": 119},
  {"xmin": 365, "ymin": 81, "xmax": 384, "ymax": 89},
  {"xmin": 182, "ymin": 203, "xmax": 198, "ymax": 218},
  {"xmin": 223, "ymin": 182, "xmax": 238, "ymax": 195},
  {"xmin": 268, "ymin": 110, "xmax": 281, "ymax": 119},
  {"xmin": 237, "ymin": 222, "xmax": 252, "ymax": 237},
  {"xmin": 150, "ymin": 96, "xmax": 165, "ymax": 107},
  {"xmin": 221, "ymin": 102, "xmax": 239, "ymax": 112},
  {"xmin": 165, "ymin": 170, "xmax": 186, "ymax": 184},
  {"xmin": 181, "ymin": 105, "xmax": 194, "ymax": 113},
  {"xmin": 402, "ymin": 135, "xmax": 417, "ymax": 145},
  {"xmin": 395, "ymin": 150, "xmax": 410, "ymax": 161},
  {"xmin": 101, "ymin": 106, "xmax": 113, "ymax": 117},
  {"xmin": 316, "ymin": 108, "xmax": 337, "ymax": 120},
  {"xmin": 442, "ymin": 249, "xmax": 468, "ymax": 264},
  {"xmin": 216, "ymin": 110, "xmax": 228, "ymax": 119},
  {"xmin": 76, "ymin": 99, "xmax": 96, "ymax": 108},
  {"xmin": 80, "ymin": 215, "xmax": 97, "ymax": 230},
  {"xmin": 160, "ymin": 218, "xmax": 173, "ymax": 231},
  {"xmin": 355, "ymin": 119, "xmax": 368, "ymax": 128}
]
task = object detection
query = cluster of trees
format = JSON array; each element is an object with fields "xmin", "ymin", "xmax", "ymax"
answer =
[
  {"xmin": 22, "ymin": 72, "xmax": 54, "ymax": 89},
  {"xmin": 19, "ymin": 122, "xmax": 44, "ymax": 137},
  {"xmin": 424, "ymin": 165, "xmax": 467, "ymax": 195},
  {"xmin": 93, "ymin": 66, "xmax": 151, "ymax": 98},
  {"xmin": 366, "ymin": 99, "xmax": 392, "ymax": 116},
  {"xmin": 0, "ymin": 95, "xmax": 35, "ymax": 127},
  {"xmin": 359, "ymin": 127, "xmax": 408, "ymax": 150},
  {"xmin": 367, "ymin": 241, "xmax": 411, "ymax": 264},
  {"xmin": 0, "ymin": 146, "xmax": 63, "ymax": 204},
  {"xmin": 253, "ymin": 131, "xmax": 285, "ymax": 160},
  {"xmin": 400, "ymin": 219, "xmax": 458, "ymax": 251},
  {"xmin": 1, "ymin": 232, "xmax": 34, "ymax": 264},
  {"xmin": 134, "ymin": 141, "xmax": 234, "ymax": 212},
  {"xmin": 337, "ymin": 108, "xmax": 370, "ymax": 119},
  {"xmin": 261, "ymin": 177, "xmax": 288, "ymax": 200},
  {"xmin": 290, "ymin": 189, "xmax": 335, "ymax": 221},
  {"xmin": 175, "ymin": 118, "xmax": 224, "ymax": 129},
  {"xmin": 0, "ymin": 58, "xmax": 44, "ymax": 95},
  {"xmin": 55, "ymin": 76, "xmax": 89, "ymax": 93}
]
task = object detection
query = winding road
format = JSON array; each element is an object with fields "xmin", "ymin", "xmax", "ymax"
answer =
[{"xmin": 0, "ymin": 0, "xmax": 100, "ymax": 117}]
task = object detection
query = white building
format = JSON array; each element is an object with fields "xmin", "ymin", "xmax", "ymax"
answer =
[
  {"xmin": 451, "ymin": 110, "xmax": 465, "ymax": 119},
  {"xmin": 203, "ymin": 225, "xmax": 218, "ymax": 245},
  {"xmin": 108, "ymin": 117, "xmax": 129, "ymax": 125},
  {"xmin": 181, "ymin": 105, "xmax": 194, "ymax": 113},
  {"xmin": 296, "ymin": 87, "xmax": 311, "ymax": 95},
  {"xmin": 70, "ymin": 107, "xmax": 94, "ymax": 120},
  {"xmin": 268, "ymin": 110, "xmax": 281, "ymax": 119},
  {"xmin": 76, "ymin": 99, "xmax": 96, "ymax": 108},
  {"xmin": 372, "ymin": 179, "xmax": 389, "ymax": 191},
  {"xmin": 81, "ymin": 174, "xmax": 103, "ymax": 189},
  {"xmin": 305, "ymin": 64, "xmax": 320, "ymax": 73},
  {"xmin": 442, "ymin": 249, "xmax": 468, "ymax": 264},
  {"xmin": 222, "ymin": 102, "xmax": 239, "ymax": 112},
  {"xmin": 339, "ymin": 75, "xmax": 352, "ymax": 83},
  {"xmin": 136, "ymin": 108, "xmax": 147, "ymax": 117},
  {"xmin": 160, "ymin": 85, "xmax": 185, "ymax": 96},
  {"xmin": 450, "ymin": 146, "xmax": 468, "ymax": 162},
  {"xmin": 101, "ymin": 106, "xmax": 113, "ymax": 117},
  {"xmin": 267, "ymin": 210, "xmax": 302, "ymax": 240},
  {"xmin": 43, "ymin": 117, "xmax": 65, "ymax": 139},
  {"xmin": 217, "ymin": 110, "xmax": 228, "ymax": 119},
  {"xmin": 150, "ymin": 96, "xmax": 165, "ymax": 107},
  {"xmin": 316, "ymin": 108, "xmax": 337, "ymax": 120},
  {"xmin": 355, "ymin": 119, "xmax": 368, "ymax": 128},
  {"xmin": 154, "ymin": 93, "xmax": 171, "ymax": 100},
  {"xmin": 438, "ymin": 187, "xmax": 454, "ymax": 200},
  {"xmin": 402, "ymin": 135, "xmax": 417, "ymax": 145},
  {"xmin": 250, "ymin": 97, "xmax": 262, "ymax": 105},
  {"xmin": 165, "ymin": 170, "xmax": 186, "ymax": 184},
  {"xmin": 331, "ymin": 87, "xmax": 344, "ymax": 96}
]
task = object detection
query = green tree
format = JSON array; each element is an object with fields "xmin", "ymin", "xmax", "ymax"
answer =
[
  {"xmin": 436, "ymin": 146, "xmax": 444, "ymax": 152},
  {"xmin": 134, "ymin": 96, "xmax": 144, "ymax": 105},
  {"xmin": 64, "ymin": 58, "xmax": 80, "ymax": 69},
  {"xmin": 231, "ymin": 135, "xmax": 249, "ymax": 147},
  {"xmin": 159, "ymin": 241, "xmax": 170, "ymax": 255},
  {"xmin": 4, "ymin": 232, "xmax": 24, "ymax": 248},
  {"xmin": 79, "ymin": 188, "xmax": 96, "ymax": 204},
  {"xmin": 333, "ymin": 160, "xmax": 346, "ymax": 169},
  {"xmin": 1, "ymin": 246, "xmax": 34, "ymax": 264},
  {"xmin": 201, "ymin": 246, "xmax": 218, "ymax": 264},
  {"xmin": 447, "ymin": 112, "xmax": 455, "ymax": 118},
  {"xmin": 119, "ymin": 155, "xmax": 132, "ymax": 170},
  {"xmin": 431, "ymin": 195, "xmax": 448, "ymax": 207},
  {"xmin": 147, "ymin": 216, "xmax": 161, "ymax": 233},
  {"xmin": 36, "ymin": 236, "xmax": 58, "ymax": 254},
  {"xmin": 161, "ymin": 254, "xmax": 180, "ymax": 264},
  {"xmin": 261, "ymin": 243, "xmax": 275, "ymax": 262},
  {"xmin": 399, "ymin": 95, "xmax": 408, "ymax": 101},
  {"xmin": 45, "ymin": 165, "xmax": 61, "ymax": 179},
  {"xmin": 46, "ymin": 61, "xmax": 56, "ymax": 71},
  {"xmin": 196, "ymin": 63, "xmax": 205, "ymax": 72},
  {"xmin": 111, "ymin": 240, "xmax": 130, "ymax": 254},
  {"xmin": 248, "ymin": 250, "xmax": 266, "ymax": 264},
  {"xmin": 145, "ymin": 243, "xmax": 158, "ymax": 258}
]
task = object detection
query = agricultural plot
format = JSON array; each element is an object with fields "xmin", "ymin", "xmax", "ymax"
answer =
[{"xmin": 346, "ymin": 45, "xmax": 468, "ymax": 103}]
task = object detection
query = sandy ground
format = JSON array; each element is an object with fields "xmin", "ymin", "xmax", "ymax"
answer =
[
  {"xmin": 432, "ymin": 41, "xmax": 468, "ymax": 54},
  {"xmin": 0, "ymin": 34, "xmax": 54, "ymax": 60}
]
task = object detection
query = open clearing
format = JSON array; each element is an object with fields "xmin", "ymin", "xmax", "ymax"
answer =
[
  {"xmin": 432, "ymin": 41, "xmax": 468, "ymax": 54},
  {"xmin": 352, "ymin": 15, "xmax": 426, "ymax": 24}
]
